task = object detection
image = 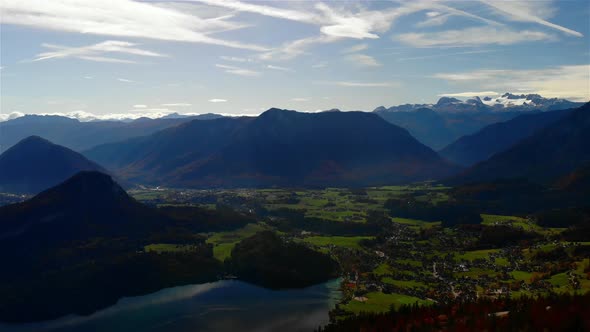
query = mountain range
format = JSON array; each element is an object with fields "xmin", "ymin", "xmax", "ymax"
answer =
[
  {"xmin": 375, "ymin": 93, "xmax": 582, "ymax": 114},
  {"xmin": 86, "ymin": 108, "xmax": 459, "ymax": 187},
  {"xmin": 450, "ymin": 102, "xmax": 590, "ymax": 185},
  {"xmin": 0, "ymin": 113, "xmax": 222, "ymax": 152},
  {"xmin": 1, "ymin": 94, "xmax": 587, "ymax": 191},
  {"xmin": 373, "ymin": 93, "xmax": 583, "ymax": 149},
  {"xmin": 440, "ymin": 108, "xmax": 574, "ymax": 166},
  {"xmin": 0, "ymin": 171, "xmax": 160, "ymax": 241},
  {"xmin": 0, "ymin": 136, "xmax": 106, "ymax": 194}
]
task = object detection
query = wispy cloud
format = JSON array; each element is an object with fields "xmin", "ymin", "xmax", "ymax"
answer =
[
  {"xmin": 208, "ymin": 98, "xmax": 228, "ymax": 103},
  {"xmin": 30, "ymin": 41, "xmax": 165, "ymax": 64},
  {"xmin": 346, "ymin": 54, "xmax": 381, "ymax": 67},
  {"xmin": 117, "ymin": 78, "xmax": 136, "ymax": 83},
  {"xmin": 396, "ymin": 27, "xmax": 554, "ymax": 47},
  {"xmin": 193, "ymin": 1, "xmax": 495, "ymax": 41},
  {"xmin": 191, "ymin": 0, "xmax": 395, "ymax": 39},
  {"xmin": 189, "ymin": 1, "xmax": 509, "ymax": 61},
  {"xmin": 267, "ymin": 64, "xmax": 293, "ymax": 72},
  {"xmin": 434, "ymin": 64, "xmax": 590, "ymax": 101},
  {"xmin": 342, "ymin": 43, "xmax": 368, "ymax": 53},
  {"xmin": 438, "ymin": 91, "xmax": 500, "ymax": 97},
  {"xmin": 133, "ymin": 104, "xmax": 147, "ymax": 108},
  {"xmin": 1, "ymin": 0, "xmax": 268, "ymax": 51},
  {"xmin": 481, "ymin": 0, "xmax": 583, "ymax": 37},
  {"xmin": 291, "ymin": 97, "xmax": 310, "ymax": 102},
  {"xmin": 187, "ymin": 0, "xmax": 319, "ymax": 25},
  {"xmin": 316, "ymin": 81, "xmax": 398, "ymax": 88},
  {"xmin": 415, "ymin": 12, "xmax": 452, "ymax": 28},
  {"xmin": 215, "ymin": 64, "xmax": 261, "ymax": 76},
  {"xmin": 259, "ymin": 35, "xmax": 340, "ymax": 61},
  {"xmin": 220, "ymin": 56, "xmax": 253, "ymax": 63},
  {"xmin": 398, "ymin": 50, "xmax": 495, "ymax": 61},
  {"xmin": 161, "ymin": 103, "xmax": 192, "ymax": 107}
]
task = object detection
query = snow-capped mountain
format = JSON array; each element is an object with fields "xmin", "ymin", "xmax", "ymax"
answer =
[{"xmin": 374, "ymin": 93, "xmax": 584, "ymax": 113}]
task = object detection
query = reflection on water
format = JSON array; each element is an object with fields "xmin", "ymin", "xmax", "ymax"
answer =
[{"xmin": 1, "ymin": 279, "xmax": 341, "ymax": 332}]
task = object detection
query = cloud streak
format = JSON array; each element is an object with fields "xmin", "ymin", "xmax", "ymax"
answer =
[
  {"xmin": 434, "ymin": 64, "xmax": 590, "ymax": 101},
  {"xmin": 397, "ymin": 50, "xmax": 495, "ymax": 61},
  {"xmin": 481, "ymin": 0, "xmax": 583, "ymax": 37},
  {"xmin": 215, "ymin": 64, "xmax": 260, "ymax": 76},
  {"xmin": 342, "ymin": 43, "xmax": 368, "ymax": 53},
  {"xmin": 396, "ymin": 27, "xmax": 554, "ymax": 47},
  {"xmin": 1, "ymin": 0, "xmax": 268, "ymax": 50},
  {"xmin": 30, "ymin": 40, "xmax": 166, "ymax": 63},
  {"xmin": 347, "ymin": 54, "xmax": 381, "ymax": 67},
  {"xmin": 438, "ymin": 91, "xmax": 500, "ymax": 97},
  {"xmin": 267, "ymin": 65, "xmax": 293, "ymax": 72},
  {"xmin": 316, "ymin": 81, "xmax": 398, "ymax": 88},
  {"xmin": 161, "ymin": 103, "xmax": 192, "ymax": 107}
]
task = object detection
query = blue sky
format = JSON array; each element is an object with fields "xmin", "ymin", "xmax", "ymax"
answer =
[{"xmin": 1, "ymin": 0, "xmax": 589, "ymax": 120}]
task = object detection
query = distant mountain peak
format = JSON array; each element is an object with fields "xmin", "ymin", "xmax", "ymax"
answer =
[
  {"xmin": 17, "ymin": 135, "xmax": 50, "ymax": 145},
  {"xmin": 465, "ymin": 96, "xmax": 484, "ymax": 106},
  {"xmin": 436, "ymin": 97, "xmax": 462, "ymax": 106},
  {"xmin": 61, "ymin": 170, "xmax": 117, "ymax": 188},
  {"xmin": 258, "ymin": 108, "xmax": 300, "ymax": 121},
  {"xmin": 88, "ymin": 108, "xmax": 458, "ymax": 187},
  {"xmin": 0, "ymin": 136, "xmax": 106, "ymax": 194},
  {"xmin": 375, "ymin": 93, "xmax": 583, "ymax": 115},
  {"xmin": 262, "ymin": 107, "xmax": 295, "ymax": 114},
  {"xmin": 41, "ymin": 171, "xmax": 127, "ymax": 201}
]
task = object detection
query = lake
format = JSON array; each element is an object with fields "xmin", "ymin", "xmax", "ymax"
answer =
[{"xmin": 1, "ymin": 279, "xmax": 341, "ymax": 332}]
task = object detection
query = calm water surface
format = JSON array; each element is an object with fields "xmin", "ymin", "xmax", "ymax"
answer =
[{"xmin": 1, "ymin": 279, "xmax": 341, "ymax": 332}]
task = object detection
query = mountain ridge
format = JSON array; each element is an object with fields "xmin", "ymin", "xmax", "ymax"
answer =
[
  {"xmin": 440, "ymin": 107, "xmax": 574, "ymax": 166},
  {"xmin": 87, "ymin": 108, "xmax": 460, "ymax": 187},
  {"xmin": 0, "ymin": 136, "xmax": 107, "ymax": 194},
  {"xmin": 449, "ymin": 102, "xmax": 590, "ymax": 185}
]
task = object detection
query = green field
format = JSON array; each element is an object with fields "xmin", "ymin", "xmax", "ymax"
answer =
[
  {"xmin": 341, "ymin": 292, "xmax": 432, "ymax": 314},
  {"xmin": 455, "ymin": 249, "xmax": 501, "ymax": 261},
  {"xmin": 302, "ymin": 236, "xmax": 373, "ymax": 250},
  {"xmin": 392, "ymin": 217, "xmax": 441, "ymax": 228},
  {"xmin": 373, "ymin": 263, "xmax": 394, "ymax": 276},
  {"xmin": 206, "ymin": 223, "xmax": 269, "ymax": 261},
  {"xmin": 510, "ymin": 271, "xmax": 534, "ymax": 282},
  {"xmin": 382, "ymin": 277, "xmax": 427, "ymax": 289},
  {"xmin": 128, "ymin": 185, "xmax": 590, "ymax": 318},
  {"xmin": 144, "ymin": 243, "xmax": 197, "ymax": 253}
]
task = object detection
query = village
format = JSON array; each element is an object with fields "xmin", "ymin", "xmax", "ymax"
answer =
[{"xmin": 129, "ymin": 185, "xmax": 590, "ymax": 316}]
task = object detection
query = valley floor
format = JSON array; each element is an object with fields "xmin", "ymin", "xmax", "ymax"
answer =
[{"xmin": 129, "ymin": 184, "xmax": 590, "ymax": 321}]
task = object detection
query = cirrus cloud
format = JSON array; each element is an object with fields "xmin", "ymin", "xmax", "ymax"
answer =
[
  {"xmin": 1, "ymin": 0, "xmax": 268, "ymax": 51},
  {"xmin": 434, "ymin": 64, "xmax": 590, "ymax": 101},
  {"xmin": 30, "ymin": 40, "xmax": 167, "ymax": 64},
  {"xmin": 396, "ymin": 27, "xmax": 555, "ymax": 47},
  {"xmin": 215, "ymin": 64, "xmax": 260, "ymax": 76}
]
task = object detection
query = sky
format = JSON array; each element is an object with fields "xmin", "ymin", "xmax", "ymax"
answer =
[{"xmin": 0, "ymin": 0, "xmax": 589, "ymax": 121}]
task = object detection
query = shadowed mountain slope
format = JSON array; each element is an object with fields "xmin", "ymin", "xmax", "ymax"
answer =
[
  {"xmin": 450, "ymin": 102, "xmax": 590, "ymax": 185},
  {"xmin": 87, "ymin": 109, "xmax": 460, "ymax": 187},
  {"xmin": 0, "ymin": 171, "xmax": 163, "ymax": 241},
  {"xmin": 0, "ymin": 114, "xmax": 222, "ymax": 152},
  {"xmin": 440, "ymin": 108, "xmax": 573, "ymax": 166}
]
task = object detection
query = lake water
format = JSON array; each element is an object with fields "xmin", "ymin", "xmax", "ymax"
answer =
[{"xmin": 1, "ymin": 279, "xmax": 341, "ymax": 332}]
